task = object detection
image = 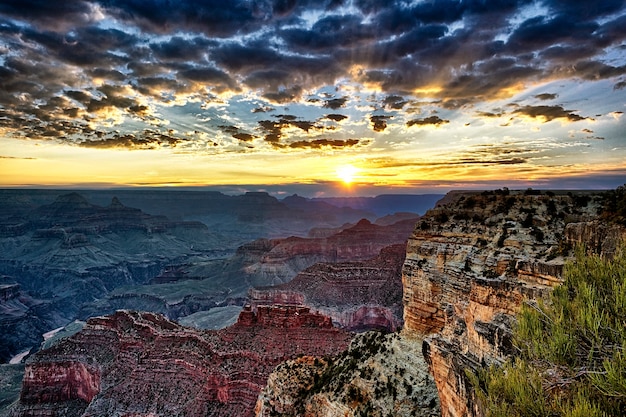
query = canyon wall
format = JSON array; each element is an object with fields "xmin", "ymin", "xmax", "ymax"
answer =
[
  {"xmin": 401, "ymin": 190, "xmax": 621, "ymax": 417},
  {"xmin": 249, "ymin": 243, "xmax": 407, "ymax": 331},
  {"xmin": 10, "ymin": 309, "xmax": 351, "ymax": 417}
]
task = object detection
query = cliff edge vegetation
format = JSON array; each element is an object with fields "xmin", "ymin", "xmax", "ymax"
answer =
[{"xmin": 471, "ymin": 245, "xmax": 626, "ymax": 417}]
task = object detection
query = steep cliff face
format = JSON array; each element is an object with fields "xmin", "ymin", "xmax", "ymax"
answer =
[
  {"xmin": 249, "ymin": 244, "xmax": 407, "ymax": 331},
  {"xmin": 256, "ymin": 331, "xmax": 440, "ymax": 417},
  {"xmin": 401, "ymin": 190, "xmax": 613, "ymax": 417},
  {"xmin": 11, "ymin": 309, "xmax": 351, "ymax": 417}
]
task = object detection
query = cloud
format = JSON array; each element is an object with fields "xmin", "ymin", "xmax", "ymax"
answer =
[
  {"xmin": 150, "ymin": 36, "xmax": 217, "ymax": 61},
  {"xmin": 0, "ymin": 0, "xmax": 102, "ymax": 31},
  {"xmin": 407, "ymin": 115, "xmax": 449, "ymax": 128},
  {"xmin": 258, "ymin": 115, "xmax": 324, "ymax": 143},
  {"xmin": 370, "ymin": 115, "xmax": 392, "ymax": 132},
  {"xmin": 0, "ymin": 0, "xmax": 624, "ymax": 164},
  {"xmin": 512, "ymin": 105, "xmax": 589, "ymax": 122},
  {"xmin": 535, "ymin": 93, "xmax": 558, "ymax": 101},
  {"xmin": 324, "ymin": 114, "xmax": 348, "ymax": 122},
  {"xmin": 323, "ymin": 97, "xmax": 348, "ymax": 110},
  {"xmin": 285, "ymin": 138, "xmax": 361, "ymax": 149},
  {"xmin": 179, "ymin": 66, "xmax": 239, "ymax": 92},
  {"xmin": 78, "ymin": 130, "xmax": 186, "ymax": 149},
  {"xmin": 383, "ymin": 95, "xmax": 408, "ymax": 110}
]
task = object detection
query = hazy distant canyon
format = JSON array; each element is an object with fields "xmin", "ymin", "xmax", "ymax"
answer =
[{"xmin": 0, "ymin": 189, "xmax": 439, "ymax": 364}]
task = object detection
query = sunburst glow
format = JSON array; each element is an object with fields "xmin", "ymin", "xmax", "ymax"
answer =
[{"xmin": 337, "ymin": 165, "xmax": 358, "ymax": 185}]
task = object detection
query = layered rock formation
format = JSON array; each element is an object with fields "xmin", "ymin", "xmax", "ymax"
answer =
[
  {"xmin": 401, "ymin": 190, "xmax": 616, "ymax": 417},
  {"xmin": 249, "ymin": 244, "xmax": 407, "ymax": 331},
  {"xmin": 255, "ymin": 330, "xmax": 440, "ymax": 417},
  {"xmin": 235, "ymin": 218, "xmax": 415, "ymax": 288},
  {"xmin": 11, "ymin": 309, "xmax": 351, "ymax": 417},
  {"xmin": 82, "ymin": 217, "xmax": 416, "ymax": 332}
]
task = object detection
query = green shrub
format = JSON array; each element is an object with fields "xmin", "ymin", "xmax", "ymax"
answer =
[{"xmin": 471, "ymin": 245, "xmax": 626, "ymax": 416}]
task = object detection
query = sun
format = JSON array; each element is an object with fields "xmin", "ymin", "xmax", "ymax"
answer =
[{"xmin": 336, "ymin": 164, "xmax": 358, "ymax": 185}]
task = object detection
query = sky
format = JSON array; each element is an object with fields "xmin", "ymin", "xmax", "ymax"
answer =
[{"xmin": 0, "ymin": 0, "xmax": 625, "ymax": 197}]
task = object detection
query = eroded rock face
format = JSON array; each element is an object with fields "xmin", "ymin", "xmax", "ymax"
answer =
[
  {"xmin": 11, "ymin": 309, "xmax": 351, "ymax": 417},
  {"xmin": 401, "ymin": 190, "xmax": 612, "ymax": 417},
  {"xmin": 255, "ymin": 331, "xmax": 440, "ymax": 417},
  {"xmin": 249, "ymin": 244, "xmax": 407, "ymax": 332}
]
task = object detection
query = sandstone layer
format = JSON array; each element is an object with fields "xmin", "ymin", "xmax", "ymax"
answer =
[
  {"xmin": 10, "ymin": 309, "xmax": 351, "ymax": 417},
  {"xmin": 401, "ymin": 190, "xmax": 619, "ymax": 417}
]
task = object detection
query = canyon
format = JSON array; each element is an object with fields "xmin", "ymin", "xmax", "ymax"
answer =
[
  {"xmin": 0, "ymin": 190, "xmax": 422, "ymax": 363},
  {"xmin": 5, "ymin": 187, "xmax": 625, "ymax": 417}
]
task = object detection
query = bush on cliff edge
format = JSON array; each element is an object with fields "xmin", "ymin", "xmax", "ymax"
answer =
[{"xmin": 470, "ymin": 245, "xmax": 626, "ymax": 417}]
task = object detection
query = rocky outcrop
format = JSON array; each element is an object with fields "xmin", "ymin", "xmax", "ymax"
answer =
[
  {"xmin": 249, "ymin": 244, "xmax": 407, "ymax": 331},
  {"xmin": 255, "ymin": 331, "xmax": 440, "ymax": 417},
  {"xmin": 10, "ymin": 309, "xmax": 351, "ymax": 417},
  {"xmin": 401, "ymin": 190, "xmax": 609, "ymax": 417}
]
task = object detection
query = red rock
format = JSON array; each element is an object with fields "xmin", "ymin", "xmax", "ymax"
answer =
[{"xmin": 12, "ymin": 309, "xmax": 351, "ymax": 417}]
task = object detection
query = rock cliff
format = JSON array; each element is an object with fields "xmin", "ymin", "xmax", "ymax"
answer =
[
  {"xmin": 249, "ymin": 244, "xmax": 407, "ymax": 331},
  {"xmin": 10, "ymin": 309, "xmax": 351, "ymax": 417},
  {"xmin": 256, "ymin": 331, "xmax": 440, "ymax": 417},
  {"xmin": 401, "ymin": 190, "xmax": 620, "ymax": 417}
]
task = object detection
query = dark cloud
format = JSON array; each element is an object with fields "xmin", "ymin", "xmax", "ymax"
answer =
[
  {"xmin": 150, "ymin": 36, "xmax": 217, "ymax": 61},
  {"xmin": 383, "ymin": 95, "xmax": 408, "ymax": 110},
  {"xmin": 370, "ymin": 115, "xmax": 392, "ymax": 132},
  {"xmin": 258, "ymin": 115, "xmax": 323, "ymax": 142},
  {"xmin": 323, "ymin": 97, "xmax": 348, "ymax": 110},
  {"xmin": 233, "ymin": 133, "xmax": 256, "ymax": 142},
  {"xmin": 324, "ymin": 114, "xmax": 348, "ymax": 122},
  {"xmin": 286, "ymin": 138, "xmax": 360, "ymax": 149},
  {"xmin": 252, "ymin": 106, "xmax": 275, "ymax": 113},
  {"xmin": 507, "ymin": 14, "xmax": 599, "ymax": 53},
  {"xmin": 476, "ymin": 111, "xmax": 506, "ymax": 118},
  {"xmin": 535, "ymin": 93, "xmax": 558, "ymax": 101},
  {"xmin": 179, "ymin": 66, "xmax": 238, "ymax": 91},
  {"xmin": 263, "ymin": 86, "xmax": 303, "ymax": 104},
  {"xmin": 512, "ymin": 105, "xmax": 589, "ymax": 122},
  {"xmin": 97, "ymin": 0, "xmax": 260, "ymax": 37},
  {"xmin": 0, "ymin": 0, "xmax": 99, "ymax": 31},
  {"xmin": 407, "ymin": 116, "xmax": 449, "ymax": 127},
  {"xmin": 79, "ymin": 130, "xmax": 186, "ymax": 149},
  {"xmin": 543, "ymin": 0, "xmax": 625, "ymax": 19},
  {"xmin": 281, "ymin": 14, "xmax": 378, "ymax": 51},
  {"xmin": 457, "ymin": 157, "xmax": 528, "ymax": 165}
]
